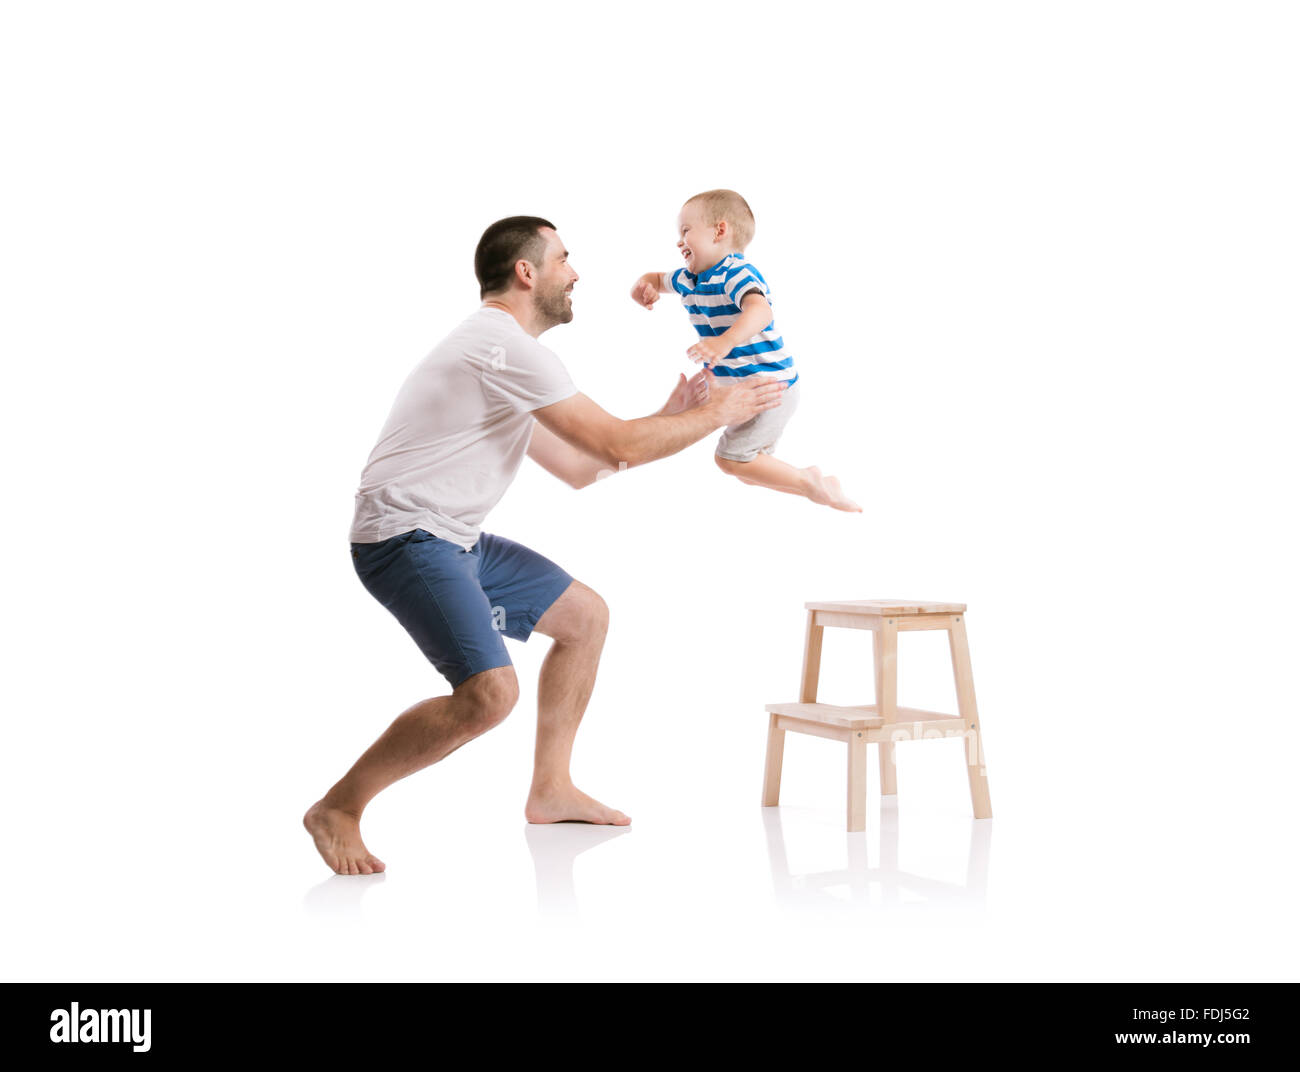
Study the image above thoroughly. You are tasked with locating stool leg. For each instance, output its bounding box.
[800,609,824,703]
[948,614,993,819]
[762,712,785,806]
[847,731,867,832]
[874,627,898,795]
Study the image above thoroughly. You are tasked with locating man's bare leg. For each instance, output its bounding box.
[523,580,630,826]
[715,452,863,512]
[304,666,519,874]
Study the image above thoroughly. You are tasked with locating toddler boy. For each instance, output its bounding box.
[630,189,860,511]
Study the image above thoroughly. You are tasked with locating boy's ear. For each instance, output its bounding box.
[715,219,729,241]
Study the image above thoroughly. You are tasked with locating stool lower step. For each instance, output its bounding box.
[765,702,969,742]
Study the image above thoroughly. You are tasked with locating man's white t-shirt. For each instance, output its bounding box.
[349,306,578,550]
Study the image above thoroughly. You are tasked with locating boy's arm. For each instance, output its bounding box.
[687,291,773,365]
[630,270,673,309]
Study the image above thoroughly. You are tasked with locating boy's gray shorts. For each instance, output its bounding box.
[716,378,800,462]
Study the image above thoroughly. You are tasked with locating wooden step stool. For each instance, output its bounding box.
[762,600,993,831]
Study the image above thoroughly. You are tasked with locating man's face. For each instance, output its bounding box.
[531,228,579,327]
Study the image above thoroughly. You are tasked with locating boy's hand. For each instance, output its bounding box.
[630,277,660,309]
[687,336,730,364]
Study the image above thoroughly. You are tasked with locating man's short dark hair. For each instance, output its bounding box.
[474,216,556,298]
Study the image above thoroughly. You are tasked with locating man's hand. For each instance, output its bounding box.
[630,273,661,309]
[686,336,731,364]
[706,373,787,426]
[660,370,710,415]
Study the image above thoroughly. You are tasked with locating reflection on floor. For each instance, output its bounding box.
[762,804,992,914]
[299,806,991,922]
[303,871,387,919]
[524,823,631,916]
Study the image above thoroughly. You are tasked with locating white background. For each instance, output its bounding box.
[2,1,1297,981]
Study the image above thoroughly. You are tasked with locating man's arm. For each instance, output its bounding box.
[526,419,613,490]
[527,371,714,488]
[533,374,787,471]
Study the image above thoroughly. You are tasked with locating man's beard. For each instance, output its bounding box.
[534,282,573,327]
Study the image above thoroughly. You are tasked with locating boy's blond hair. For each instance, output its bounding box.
[684,189,755,251]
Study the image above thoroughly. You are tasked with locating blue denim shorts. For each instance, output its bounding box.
[350,528,574,688]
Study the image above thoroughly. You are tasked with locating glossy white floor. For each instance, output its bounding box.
[9,573,1299,981]
[4,2,1297,983]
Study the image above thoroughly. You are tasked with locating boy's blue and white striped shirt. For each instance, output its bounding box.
[666,253,798,387]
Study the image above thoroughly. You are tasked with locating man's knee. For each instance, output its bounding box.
[535,580,608,645]
[578,585,610,637]
[454,666,519,731]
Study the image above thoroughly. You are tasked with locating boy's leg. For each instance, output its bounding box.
[716,451,817,495]
[714,380,861,510]
[716,452,863,512]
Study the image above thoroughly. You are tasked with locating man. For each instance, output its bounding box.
[304,216,787,875]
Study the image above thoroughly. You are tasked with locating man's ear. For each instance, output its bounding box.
[514,258,535,289]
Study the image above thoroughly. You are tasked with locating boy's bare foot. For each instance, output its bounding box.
[820,474,863,512]
[525,782,631,826]
[303,800,387,875]
[804,467,863,512]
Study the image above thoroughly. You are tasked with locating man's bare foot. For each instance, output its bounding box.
[803,467,863,512]
[303,800,387,875]
[524,782,631,826]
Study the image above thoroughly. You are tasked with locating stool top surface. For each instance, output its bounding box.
[805,599,966,616]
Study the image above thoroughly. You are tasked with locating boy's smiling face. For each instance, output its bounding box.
[676,202,728,274]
